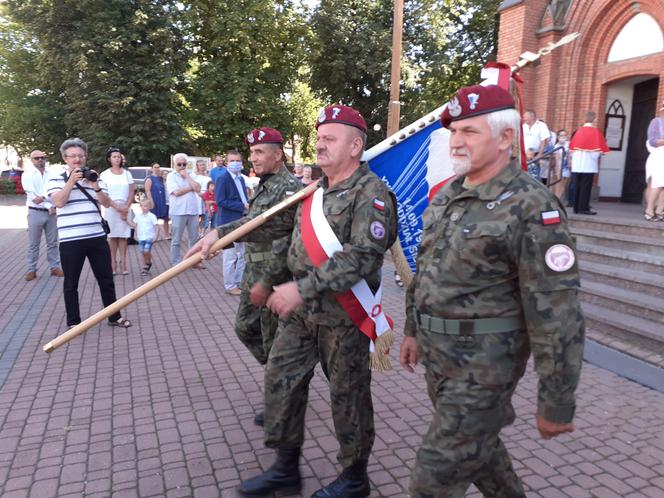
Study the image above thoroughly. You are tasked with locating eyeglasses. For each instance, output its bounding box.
[32,156,46,161]
[64,154,86,159]
[175,162,187,167]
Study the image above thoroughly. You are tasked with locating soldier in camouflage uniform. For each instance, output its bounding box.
[399,84,585,498]
[235,127,302,427]
[189,105,398,498]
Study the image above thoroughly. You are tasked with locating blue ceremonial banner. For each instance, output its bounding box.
[364,106,453,272]
[363,64,517,272]
[362,63,531,272]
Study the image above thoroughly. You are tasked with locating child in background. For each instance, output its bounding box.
[129,198,159,275]
[201,181,218,232]
[526,148,540,179]
[550,129,570,201]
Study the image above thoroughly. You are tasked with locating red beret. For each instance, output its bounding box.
[441,84,515,128]
[316,105,367,133]
[245,127,283,147]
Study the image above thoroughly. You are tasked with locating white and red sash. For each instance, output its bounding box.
[301,187,394,369]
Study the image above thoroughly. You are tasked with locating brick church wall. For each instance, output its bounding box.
[498,0,664,133]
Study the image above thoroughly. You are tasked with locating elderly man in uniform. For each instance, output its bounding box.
[189,105,398,498]
[400,85,585,497]
[22,150,64,281]
[236,126,301,426]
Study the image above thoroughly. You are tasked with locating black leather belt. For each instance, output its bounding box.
[28,206,49,212]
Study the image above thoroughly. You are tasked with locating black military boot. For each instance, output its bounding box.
[254,411,264,426]
[237,448,301,497]
[310,460,370,498]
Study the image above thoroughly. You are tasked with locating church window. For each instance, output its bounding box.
[607,13,663,62]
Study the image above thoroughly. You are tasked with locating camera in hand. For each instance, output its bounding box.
[79,166,98,182]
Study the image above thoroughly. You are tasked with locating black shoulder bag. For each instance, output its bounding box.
[65,173,111,235]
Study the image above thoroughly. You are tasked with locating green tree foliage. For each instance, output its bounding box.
[0,0,502,164]
[3,0,189,168]
[0,13,64,156]
[308,0,501,143]
[401,0,502,122]
[182,0,311,157]
[309,0,394,146]
[285,77,325,162]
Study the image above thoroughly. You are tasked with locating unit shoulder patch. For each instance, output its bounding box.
[370,220,386,240]
[544,244,575,272]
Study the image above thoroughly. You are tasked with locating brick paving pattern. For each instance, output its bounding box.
[0,202,663,497]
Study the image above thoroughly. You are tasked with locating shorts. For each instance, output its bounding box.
[138,240,153,253]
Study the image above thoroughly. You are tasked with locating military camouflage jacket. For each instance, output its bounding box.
[404,161,585,423]
[218,163,398,326]
[240,165,302,290]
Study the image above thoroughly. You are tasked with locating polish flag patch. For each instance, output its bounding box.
[541,210,561,225]
[373,199,385,211]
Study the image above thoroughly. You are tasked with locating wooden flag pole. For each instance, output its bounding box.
[43,181,320,353]
[386,0,404,136]
[386,0,412,287]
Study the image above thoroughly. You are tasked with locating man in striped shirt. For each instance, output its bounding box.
[47,137,131,329]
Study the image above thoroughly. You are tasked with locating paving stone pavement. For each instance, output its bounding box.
[0,203,663,498]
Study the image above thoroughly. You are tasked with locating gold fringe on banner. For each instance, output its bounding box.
[370,329,395,371]
[374,329,395,355]
[370,351,392,371]
[509,78,524,168]
[390,239,413,289]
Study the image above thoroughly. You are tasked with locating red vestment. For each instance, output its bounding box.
[569,125,609,152]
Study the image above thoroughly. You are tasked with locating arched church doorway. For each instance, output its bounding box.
[621,77,659,202]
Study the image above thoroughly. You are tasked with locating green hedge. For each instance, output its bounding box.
[0,179,18,194]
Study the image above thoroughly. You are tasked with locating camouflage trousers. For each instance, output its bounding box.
[410,330,530,498]
[264,310,375,467]
[235,290,279,365]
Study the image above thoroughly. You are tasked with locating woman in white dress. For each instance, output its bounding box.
[100,148,135,274]
[192,159,211,235]
[645,103,664,221]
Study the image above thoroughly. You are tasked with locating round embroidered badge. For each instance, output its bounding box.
[544,244,575,272]
[370,221,386,240]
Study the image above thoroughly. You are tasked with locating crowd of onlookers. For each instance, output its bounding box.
[20,109,655,291]
[522,104,664,221]
[19,137,317,330]
[22,146,315,280]
[18,104,664,329]
[522,109,611,215]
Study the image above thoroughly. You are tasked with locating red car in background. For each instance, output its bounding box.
[0,169,25,194]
